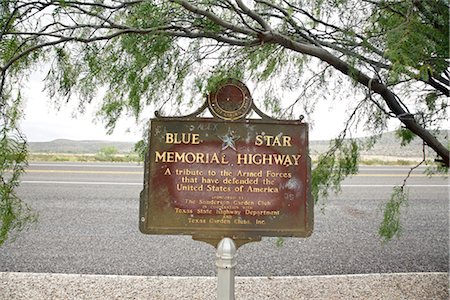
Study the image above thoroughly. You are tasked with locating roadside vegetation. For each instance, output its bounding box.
[28,145,141,163]
[28,153,141,163]
[27,152,427,166]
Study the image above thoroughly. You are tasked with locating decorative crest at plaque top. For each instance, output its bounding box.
[207,79,252,121]
[154,78,304,122]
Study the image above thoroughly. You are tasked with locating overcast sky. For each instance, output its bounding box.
[20,70,144,142]
[20,70,384,142]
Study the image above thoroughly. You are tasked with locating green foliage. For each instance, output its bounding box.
[379,187,408,242]
[425,163,449,177]
[99,146,118,156]
[134,140,147,162]
[370,0,449,83]
[395,128,416,146]
[424,92,439,112]
[246,44,286,80]
[276,237,285,247]
[95,146,119,161]
[205,69,245,94]
[312,139,359,203]
[0,95,37,246]
[45,48,81,102]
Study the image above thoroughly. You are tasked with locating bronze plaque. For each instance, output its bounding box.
[139,118,313,246]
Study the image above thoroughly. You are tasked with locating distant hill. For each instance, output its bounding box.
[28,139,135,154]
[28,130,448,158]
[310,130,448,158]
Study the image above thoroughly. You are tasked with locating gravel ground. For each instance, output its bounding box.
[1,272,448,299]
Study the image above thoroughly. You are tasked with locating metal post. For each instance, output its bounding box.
[216,237,237,300]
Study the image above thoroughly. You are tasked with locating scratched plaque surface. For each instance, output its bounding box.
[139,118,313,247]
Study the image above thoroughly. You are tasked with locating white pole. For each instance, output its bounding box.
[216,237,237,300]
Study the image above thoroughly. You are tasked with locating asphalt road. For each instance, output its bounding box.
[0,162,448,277]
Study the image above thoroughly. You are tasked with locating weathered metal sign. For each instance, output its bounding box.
[139,80,313,247]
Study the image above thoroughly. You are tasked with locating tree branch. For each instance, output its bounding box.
[235,0,271,31]
[269,31,449,166]
[171,0,255,36]
[426,71,450,97]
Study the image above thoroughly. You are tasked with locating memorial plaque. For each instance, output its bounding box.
[140,120,313,247]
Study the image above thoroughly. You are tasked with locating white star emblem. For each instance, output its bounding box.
[219,128,240,151]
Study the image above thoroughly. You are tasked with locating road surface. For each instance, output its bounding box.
[0,162,447,276]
